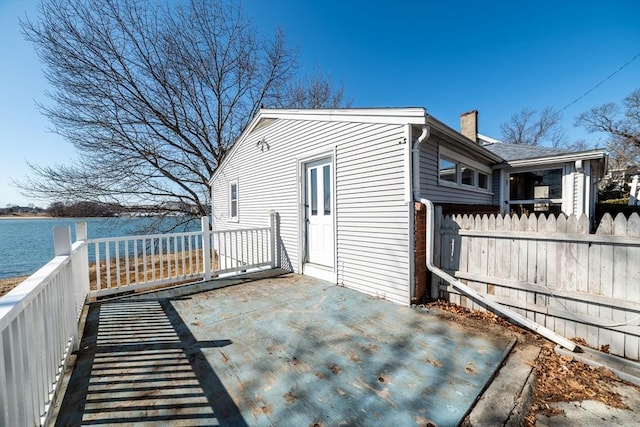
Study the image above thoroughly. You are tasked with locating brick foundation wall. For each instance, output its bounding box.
[413,202,428,303]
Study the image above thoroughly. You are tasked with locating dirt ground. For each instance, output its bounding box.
[426,301,639,426]
[0,276,28,298]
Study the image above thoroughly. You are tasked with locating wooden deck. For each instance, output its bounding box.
[52,270,515,426]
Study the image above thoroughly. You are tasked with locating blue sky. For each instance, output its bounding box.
[1,0,639,207]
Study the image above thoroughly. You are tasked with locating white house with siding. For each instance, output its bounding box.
[209,108,607,306]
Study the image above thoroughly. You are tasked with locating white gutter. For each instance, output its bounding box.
[411,125,431,198]
[496,150,608,169]
[411,124,578,352]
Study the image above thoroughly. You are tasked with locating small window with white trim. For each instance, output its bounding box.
[229,180,238,221]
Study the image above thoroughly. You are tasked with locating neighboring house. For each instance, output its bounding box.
[458,110,608,220]
[209,108,608,306]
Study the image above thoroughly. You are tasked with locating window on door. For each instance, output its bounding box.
[323,165,331,215]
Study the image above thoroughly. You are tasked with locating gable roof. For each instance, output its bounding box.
[209,108,431,185]
[257,107,429,125]
[208,109,608,185]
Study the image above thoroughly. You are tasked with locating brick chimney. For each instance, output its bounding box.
[460,110,478,143]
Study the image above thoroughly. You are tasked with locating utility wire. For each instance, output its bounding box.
[557,51,640,115]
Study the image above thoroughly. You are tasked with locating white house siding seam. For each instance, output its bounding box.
[418,136,494,205]
[211,118,411,305]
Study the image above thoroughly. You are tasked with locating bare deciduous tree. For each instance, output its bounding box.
[500,107,566,147]
[19,0,345,219]
[575,88,640,169]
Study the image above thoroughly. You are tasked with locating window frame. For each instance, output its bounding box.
[437,145,493,194]
[507,167,564,215]
[439,156,459,184]
[229,179,239,222]
[478,172,490,190]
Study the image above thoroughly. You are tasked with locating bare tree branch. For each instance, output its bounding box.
[575,88,640,169]
[500,107,566,147]
[19,0,346,219]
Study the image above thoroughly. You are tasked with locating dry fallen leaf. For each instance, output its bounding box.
[426,301,636,427]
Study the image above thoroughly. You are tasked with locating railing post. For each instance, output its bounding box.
[74,222,90,328]
[201,216,212,280]
[53,225,79,354]
[269,210,279,268]
[53,226,72,256]
[75,222,87,241]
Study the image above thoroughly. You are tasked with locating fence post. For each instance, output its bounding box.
[201,217,212,280]
[269,210,278,268]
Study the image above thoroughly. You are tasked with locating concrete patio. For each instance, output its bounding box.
[52,270,516,426]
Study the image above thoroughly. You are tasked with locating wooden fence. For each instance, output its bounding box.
[435,209,640,361]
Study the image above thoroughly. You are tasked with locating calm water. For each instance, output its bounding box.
[0,217,199,279]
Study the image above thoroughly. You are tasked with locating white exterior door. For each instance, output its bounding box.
[305,158,334,268]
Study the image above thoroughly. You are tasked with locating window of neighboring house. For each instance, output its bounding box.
[438,149,492,192]
[439,158,458,183]
[229,180,238,221]
[508,168,562,216]
[461,165,475,186]
[478,172,489,190]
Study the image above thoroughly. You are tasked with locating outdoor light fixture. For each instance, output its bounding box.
[256,137,269,152]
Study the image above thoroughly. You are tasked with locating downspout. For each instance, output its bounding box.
[411,121,577,352]
[409,126,430,301]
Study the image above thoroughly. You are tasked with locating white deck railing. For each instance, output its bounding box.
[0,223,89,427]
[0,213,279,426]
[210,227,273,275]
[89,214,278,297]
[89,229,206,297]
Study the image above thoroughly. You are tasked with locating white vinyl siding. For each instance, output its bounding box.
[419,135,494,205]
[211,118,411,305]
[335,124,409,304]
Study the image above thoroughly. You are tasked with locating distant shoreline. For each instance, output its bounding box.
[0,215,52,220]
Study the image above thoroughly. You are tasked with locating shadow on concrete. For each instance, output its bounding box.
[54,270,513,426]
[55,297,248,426]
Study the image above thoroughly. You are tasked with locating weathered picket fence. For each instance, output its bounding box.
[0,213,279,426]
[436,210,640,360]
